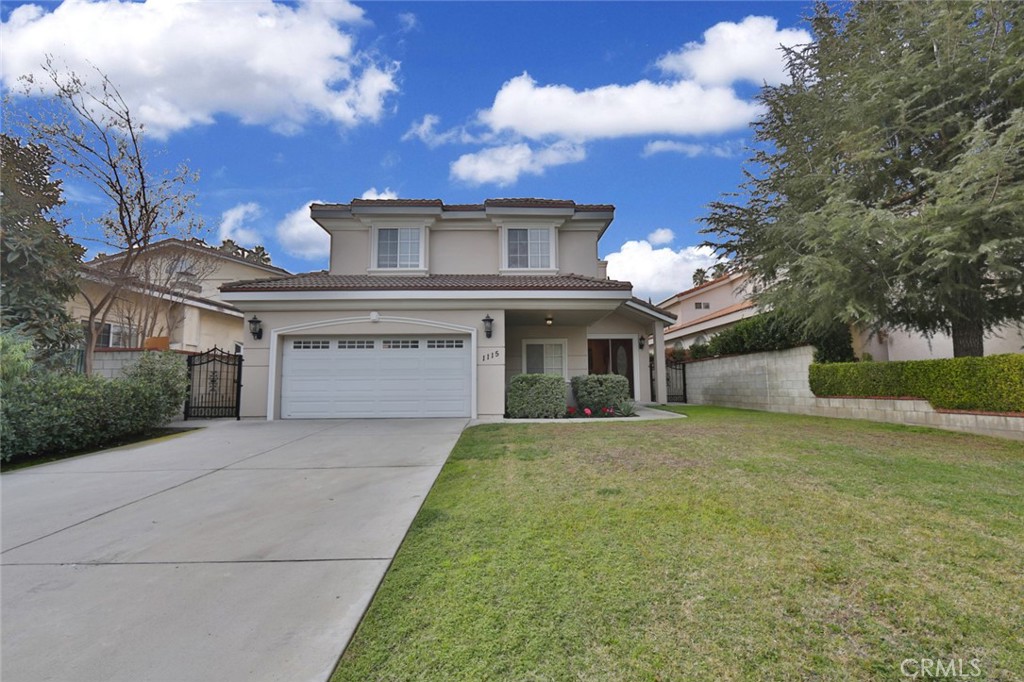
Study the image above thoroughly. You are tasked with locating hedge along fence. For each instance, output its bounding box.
[571,374,630,412]
[686,311,855,364]
[809,354,1024,413]
[1,351,189,463]
[507,373,567,419]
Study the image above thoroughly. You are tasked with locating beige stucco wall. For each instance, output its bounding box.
[429,229,500,273]
[197,309,245,352]
[882,323,1024,361]
[237,308,505,419]
[557,231,599,277]
[329,229,371,275]
[203,260,286,300]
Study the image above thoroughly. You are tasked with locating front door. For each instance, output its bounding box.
[587,338,635,397]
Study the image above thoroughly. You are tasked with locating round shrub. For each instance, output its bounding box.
[571,374,630,413]
[507,374,567,418]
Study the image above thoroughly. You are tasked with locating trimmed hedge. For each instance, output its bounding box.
[571,374,630,412]
[507,373,566,418]
[688,311,854,363]
[1,351,188,463]
[808,354,1024,413]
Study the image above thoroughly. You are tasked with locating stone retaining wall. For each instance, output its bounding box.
[683,346,1023,441]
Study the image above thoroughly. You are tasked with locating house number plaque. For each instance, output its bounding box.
[480,349,502,364]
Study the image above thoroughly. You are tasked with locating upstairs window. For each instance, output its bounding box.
[507,228,551,269]
[694,302,710,310]
[376,227,422,269]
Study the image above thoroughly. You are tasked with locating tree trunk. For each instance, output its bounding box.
[951,318,984,357]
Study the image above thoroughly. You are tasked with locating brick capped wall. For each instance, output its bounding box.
[683,346,1023,441]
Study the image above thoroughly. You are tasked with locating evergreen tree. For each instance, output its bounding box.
[0,134,84,354]
[701,1,1024,356]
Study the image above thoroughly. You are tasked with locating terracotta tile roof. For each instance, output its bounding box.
[665,300,756,333]
[310,198,615,213]
[222,273,633,293]
[350,198,443,207]
[87,237,291,276]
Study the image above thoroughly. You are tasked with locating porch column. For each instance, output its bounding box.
[652,321,667,403]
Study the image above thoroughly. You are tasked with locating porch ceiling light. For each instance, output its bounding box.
[545,315,553,326]
[248,315,263,340]
[482,314,494,339]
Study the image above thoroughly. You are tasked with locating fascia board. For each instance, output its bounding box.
[221,289,630,303]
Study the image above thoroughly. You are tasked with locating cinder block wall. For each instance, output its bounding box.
[91,350,148,379]
[683,346,1022,441]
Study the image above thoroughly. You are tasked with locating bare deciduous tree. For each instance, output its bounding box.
[15,58,202,373]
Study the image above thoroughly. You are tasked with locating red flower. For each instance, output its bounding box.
[584,407,592,417]
[567,406,577,415]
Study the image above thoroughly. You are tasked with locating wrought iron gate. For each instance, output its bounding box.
[666,359,687,403]
[184,347,243,420]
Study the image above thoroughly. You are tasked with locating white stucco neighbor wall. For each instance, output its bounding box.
[683,346,1023,441]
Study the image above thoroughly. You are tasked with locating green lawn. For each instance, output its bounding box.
[332,407,1024,681]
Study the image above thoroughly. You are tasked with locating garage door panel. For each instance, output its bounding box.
[281,336,471,419]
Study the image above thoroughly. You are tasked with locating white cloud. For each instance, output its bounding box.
[397,12,418,33]
[656,16,811,86]
[450,141,585,186]
[218,202,264,246]
[642,139,746,158]
[360,187,398,200]
[2,0,398,138]
[275,201,329,260]
[605,240,719,302]
[402,114,487,148]
[480,72,761,141]
[647,228,675,246]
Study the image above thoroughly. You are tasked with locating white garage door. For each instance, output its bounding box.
[280,335,472,418]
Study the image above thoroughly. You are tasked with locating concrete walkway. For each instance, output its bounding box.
[1,418,466,682]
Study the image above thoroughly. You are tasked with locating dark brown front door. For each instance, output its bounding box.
[587,338,635,397]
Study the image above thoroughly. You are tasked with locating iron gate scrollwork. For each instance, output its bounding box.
[184,347,243,420]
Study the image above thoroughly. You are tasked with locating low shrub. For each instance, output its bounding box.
[507,373,566,419]
[1,351,189,463]
[808,354,1024,413]
[571,374,630,413]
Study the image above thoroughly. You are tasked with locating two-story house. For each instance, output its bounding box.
[659,272,756,349]
[72,238,290,354]
[220,198,674,419]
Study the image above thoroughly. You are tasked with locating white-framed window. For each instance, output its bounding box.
[694,302,710,310]
[522,339,567,378]
[375,227,423,269]
[89,322,134,349]
[501,225,557,272]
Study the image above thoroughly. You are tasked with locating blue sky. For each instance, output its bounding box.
[2,1,812,301]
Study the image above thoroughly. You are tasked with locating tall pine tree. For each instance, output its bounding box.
[701,1,1024,356]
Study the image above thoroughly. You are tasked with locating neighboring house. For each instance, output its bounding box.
[657,270,1024,360]
[220,198,675,420]
[660,272,757,349]
[70,238,291,354]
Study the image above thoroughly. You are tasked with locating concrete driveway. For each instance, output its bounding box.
[1,417,466,682]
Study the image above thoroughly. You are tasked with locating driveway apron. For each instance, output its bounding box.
[1,417,466,682]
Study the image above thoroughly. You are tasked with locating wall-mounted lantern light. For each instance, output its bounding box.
[482,314,494,339]
[638,336,647,350]
[545,315,553,326]
[248,315,263,340]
